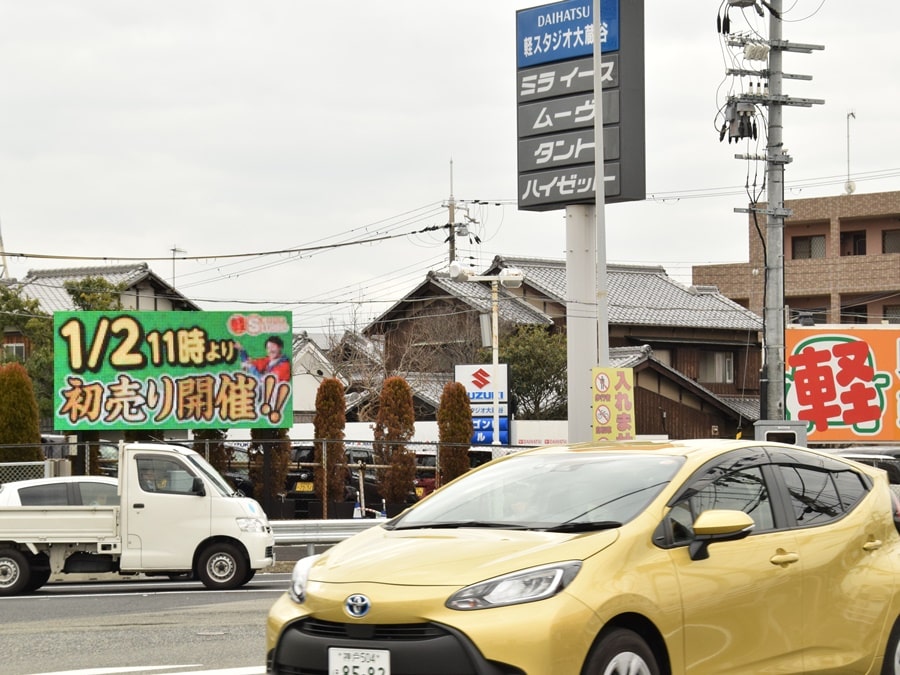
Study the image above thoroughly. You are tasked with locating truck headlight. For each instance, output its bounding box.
[289,554,321,604]
[236,517,266,533]
[446,561,581,610]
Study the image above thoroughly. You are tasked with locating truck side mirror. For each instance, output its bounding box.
[192,477,206,496]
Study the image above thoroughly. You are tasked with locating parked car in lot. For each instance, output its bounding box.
[413,448,497,497]
[834,446,900,497]
[97,441,119,477]
[219,444,256,498]
[267,439,900,674]
[0,476,119,506]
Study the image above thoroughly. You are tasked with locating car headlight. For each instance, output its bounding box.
[446,561,582,610]
[235,517,266,533]
[289,554,321,604]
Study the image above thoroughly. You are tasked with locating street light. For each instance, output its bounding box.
[449,262,523,445]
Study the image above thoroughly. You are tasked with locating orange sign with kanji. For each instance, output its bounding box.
[785,326,897,442]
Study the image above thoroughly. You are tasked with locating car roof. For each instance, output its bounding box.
[837,452,900,462]
[0,476,118,490]
[508,438,858,473]
[529,438,815,458]
[836,446,900,455]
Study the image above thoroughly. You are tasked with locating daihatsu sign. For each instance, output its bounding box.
[516,0,645,211]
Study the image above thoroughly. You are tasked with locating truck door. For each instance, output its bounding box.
[126,455,211,570]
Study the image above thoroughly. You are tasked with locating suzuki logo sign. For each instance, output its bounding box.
[471,368,491,389]
[455,364,509,404]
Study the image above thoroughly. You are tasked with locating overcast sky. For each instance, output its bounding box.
[0,1,896,336]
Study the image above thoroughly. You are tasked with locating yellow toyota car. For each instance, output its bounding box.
[266,439,900,674]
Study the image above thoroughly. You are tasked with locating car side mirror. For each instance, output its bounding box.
[192,477,206,496]
[688,509,754,561]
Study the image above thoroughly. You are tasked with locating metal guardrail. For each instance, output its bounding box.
[270,518,385,556]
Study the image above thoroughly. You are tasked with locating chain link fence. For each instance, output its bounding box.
[0,438,533,517]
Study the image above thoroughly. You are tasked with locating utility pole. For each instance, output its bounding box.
[719,0,823,421]
[447,166,457,264]
[444,159,479,266]
[0,217,9,280]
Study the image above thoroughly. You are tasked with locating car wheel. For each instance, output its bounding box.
[0,549,31,596]
[197,543,249,590]
[882,619,900,675]
[584,628,660,675]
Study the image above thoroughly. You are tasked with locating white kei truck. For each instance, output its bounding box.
[0,442,275,595]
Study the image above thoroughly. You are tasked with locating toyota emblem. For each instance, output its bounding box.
[344,594,371,618]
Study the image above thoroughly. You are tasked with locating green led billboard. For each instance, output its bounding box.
[53,311,293,431]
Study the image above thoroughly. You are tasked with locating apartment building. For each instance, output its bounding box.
[693,190,900,325]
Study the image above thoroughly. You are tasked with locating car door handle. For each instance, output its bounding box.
[863,539,883,551]
[133,503,145,509]
[770,550,799,566]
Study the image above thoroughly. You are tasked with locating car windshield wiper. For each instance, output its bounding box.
[542,520,622,533]
[389,520,529,531]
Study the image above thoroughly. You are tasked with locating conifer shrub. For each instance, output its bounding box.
[313,378,348,509]
[373,376,416,504]
[437,381,473,485]
[0,362,43,462]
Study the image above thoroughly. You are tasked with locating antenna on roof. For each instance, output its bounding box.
[0,217,9,279]
[170,245,186,287]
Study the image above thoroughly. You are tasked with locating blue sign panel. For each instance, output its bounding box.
[516,0,620,69]
[472,429,510,445]
[473,417,510,432]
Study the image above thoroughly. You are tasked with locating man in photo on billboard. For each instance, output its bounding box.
[235,335,291,382]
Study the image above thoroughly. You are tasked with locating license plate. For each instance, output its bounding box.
[415,487,424,497]
[328,647,390,675]
[294,481,315,492]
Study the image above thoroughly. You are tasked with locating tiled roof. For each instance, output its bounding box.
[369,271,553,329]
[489,255,762,331]
[429,272,554,326]
[608,344,654,367]
[401,372,454,408]
[12,263,199,312]
[719,396,761,423]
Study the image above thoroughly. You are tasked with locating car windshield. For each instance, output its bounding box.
[388,452,684,531]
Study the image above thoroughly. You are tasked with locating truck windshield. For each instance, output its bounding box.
[186,453,238,497]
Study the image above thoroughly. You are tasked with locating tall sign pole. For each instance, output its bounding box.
[516,0,645,443]
[593,0,610,372]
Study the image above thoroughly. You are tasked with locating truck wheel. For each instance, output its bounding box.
[197,543,248,590]
[0,549,31,596]
[25,554,51,592]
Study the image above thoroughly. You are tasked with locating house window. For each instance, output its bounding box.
[883,229,900,254]
[3,343,25,362]
[840,231,866,256]
[792,235,825,259]
[885,306,900,324]
[699,352,734,384]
